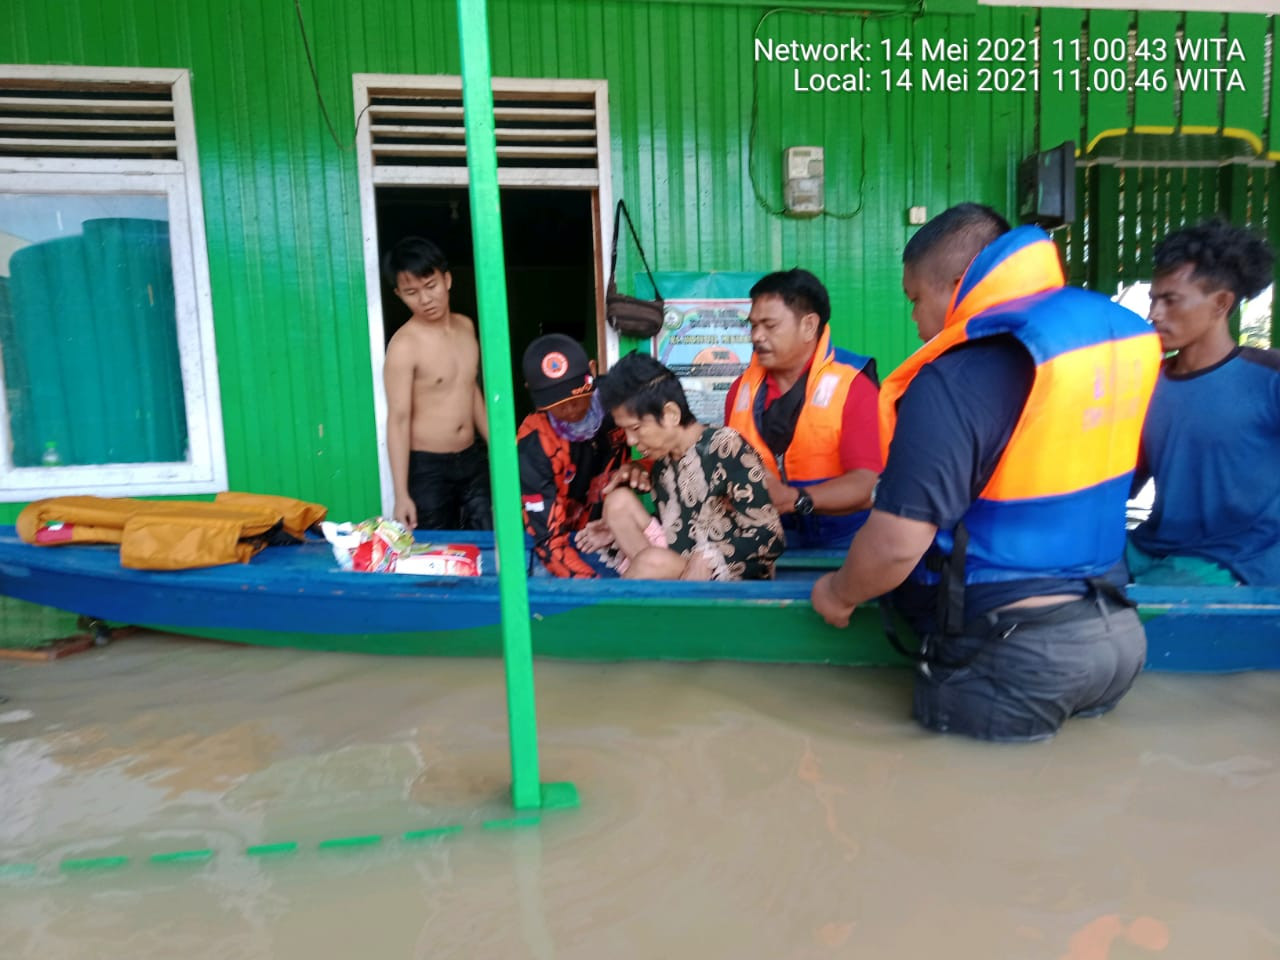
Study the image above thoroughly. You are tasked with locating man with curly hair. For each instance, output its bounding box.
[1129,220,1280,585]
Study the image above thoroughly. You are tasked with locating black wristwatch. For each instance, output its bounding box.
[793,489,815,516]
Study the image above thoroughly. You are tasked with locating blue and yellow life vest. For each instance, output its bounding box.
[880,226,1161,586]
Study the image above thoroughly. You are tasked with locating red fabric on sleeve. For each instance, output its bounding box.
[839,373,883,473]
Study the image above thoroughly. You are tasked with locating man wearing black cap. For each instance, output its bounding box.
[517,334,630,577]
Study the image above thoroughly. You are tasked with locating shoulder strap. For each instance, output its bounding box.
[937,522,969,637]
[609,199,662,298]
[878,521,969,666]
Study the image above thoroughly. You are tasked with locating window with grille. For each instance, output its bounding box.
[0,65,224,499]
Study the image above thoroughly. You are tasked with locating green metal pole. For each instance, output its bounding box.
[456,0,541,811]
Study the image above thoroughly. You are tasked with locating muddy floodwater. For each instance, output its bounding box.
[2,633,1277,959]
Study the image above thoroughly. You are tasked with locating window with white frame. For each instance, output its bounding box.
[0,66,224,499]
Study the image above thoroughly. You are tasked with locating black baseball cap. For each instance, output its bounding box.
[522,334,593,410]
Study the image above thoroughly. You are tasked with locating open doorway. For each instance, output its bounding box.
[375,186,598,424]
[354,74,614,514]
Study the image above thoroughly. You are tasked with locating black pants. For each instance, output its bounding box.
[408,443,493,531]
[912,592,1147,742]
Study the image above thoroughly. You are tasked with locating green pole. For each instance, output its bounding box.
[456,0,541,811]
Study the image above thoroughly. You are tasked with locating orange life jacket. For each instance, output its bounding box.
[516,411,625,577]
[16,492,327,570]
[727,326,872,484]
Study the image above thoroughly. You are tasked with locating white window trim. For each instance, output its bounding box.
[352,73,614,516]
[0,66,225,499]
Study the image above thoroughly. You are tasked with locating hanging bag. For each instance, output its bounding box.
[606,200,665,338]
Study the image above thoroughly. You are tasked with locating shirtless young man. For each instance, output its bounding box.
[381,237,492,530]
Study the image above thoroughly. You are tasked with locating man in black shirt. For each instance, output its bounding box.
[811,204,1159,742]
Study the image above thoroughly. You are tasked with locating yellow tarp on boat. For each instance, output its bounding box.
[16,492,327,570]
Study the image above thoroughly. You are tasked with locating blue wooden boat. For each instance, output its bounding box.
[0,526,1275,671]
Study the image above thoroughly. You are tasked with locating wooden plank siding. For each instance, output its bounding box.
[0,2,1275,521]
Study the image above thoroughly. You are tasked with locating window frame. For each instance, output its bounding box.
[0,66,225,500]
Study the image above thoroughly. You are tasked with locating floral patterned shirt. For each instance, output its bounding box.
[651,426,785,581]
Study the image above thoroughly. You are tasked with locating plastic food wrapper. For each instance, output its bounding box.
[320,519,482,576]
[395,543,483,577]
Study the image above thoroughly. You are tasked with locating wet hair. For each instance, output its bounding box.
[596,352,697,426]
[1154,219,1274,313]
[902,203,1011,289]
[749,268,831,331]
[381,236,450,288]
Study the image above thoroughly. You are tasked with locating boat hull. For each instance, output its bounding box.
[1,528,1276,671]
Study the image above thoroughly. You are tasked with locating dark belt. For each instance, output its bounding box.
[890,578,1135,672]
[970,594,1095,634]
[971,576,1134,632]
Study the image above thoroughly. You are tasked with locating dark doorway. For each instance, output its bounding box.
[375,187,597,420]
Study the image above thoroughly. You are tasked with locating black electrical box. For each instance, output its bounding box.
[1018,141,1075,228]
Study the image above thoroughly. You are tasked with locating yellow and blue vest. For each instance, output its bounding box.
[880,226,1162,585]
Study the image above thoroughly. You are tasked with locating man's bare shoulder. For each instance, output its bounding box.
[448,311,478,339]
[447,314,480,375]
[386,320,427,348]
[386,317,453,358]
[384,323,421,367]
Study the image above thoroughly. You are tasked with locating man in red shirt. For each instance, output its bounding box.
[724,268,882,549]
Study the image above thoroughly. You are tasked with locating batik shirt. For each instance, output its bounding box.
[651,425,785,581]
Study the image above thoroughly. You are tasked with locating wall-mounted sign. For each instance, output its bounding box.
[647,272,763,427]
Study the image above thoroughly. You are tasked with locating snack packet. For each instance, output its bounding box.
[395,543,483,577]
[320,519,481,576]
[321,517,414,572]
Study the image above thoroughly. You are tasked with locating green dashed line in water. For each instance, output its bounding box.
[5,795,574,879]
[317,834,383,850]
[481,815,541,831]
[150,849,215,864]
[61,856,130,872]
[245,842,299,857]
[402,824,464,841]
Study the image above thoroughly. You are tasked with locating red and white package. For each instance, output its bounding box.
[393,543,483,577]
[350,535,396,573]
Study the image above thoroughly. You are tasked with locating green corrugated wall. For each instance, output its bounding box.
[1,1,1276,522]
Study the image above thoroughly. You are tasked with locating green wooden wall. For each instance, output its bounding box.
[1,1,1276,522]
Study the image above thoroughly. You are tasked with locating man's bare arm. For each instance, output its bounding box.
[810,508,937,628]
[383,339,417,528]
[768,468,878,516]
[472,382,489,444]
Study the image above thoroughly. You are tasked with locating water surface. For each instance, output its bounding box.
[2,634,1277,959]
